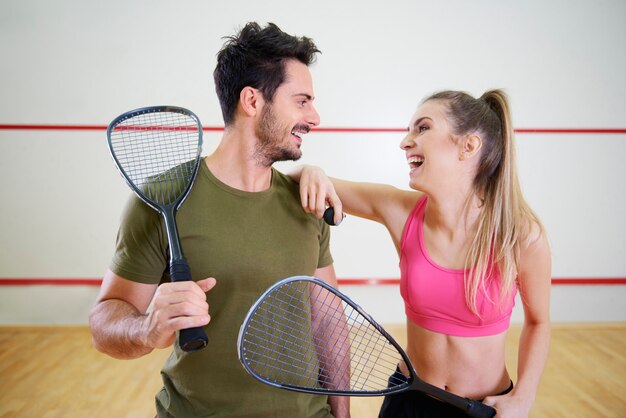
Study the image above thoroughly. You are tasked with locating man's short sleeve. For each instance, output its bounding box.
[109,194,168,284]
[317,222,334,269]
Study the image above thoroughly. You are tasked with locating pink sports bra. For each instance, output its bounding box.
[400,196,516,337]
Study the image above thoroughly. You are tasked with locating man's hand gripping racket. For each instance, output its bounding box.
[237,276,496,418]
[107,106,208,352]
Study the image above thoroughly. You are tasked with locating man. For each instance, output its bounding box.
[89,22,349,418]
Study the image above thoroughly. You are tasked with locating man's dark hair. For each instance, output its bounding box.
[213,22,321,125]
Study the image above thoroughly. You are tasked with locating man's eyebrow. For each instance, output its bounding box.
[293,93,313,100]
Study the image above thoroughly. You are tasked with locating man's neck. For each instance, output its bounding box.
[204,129,273,192]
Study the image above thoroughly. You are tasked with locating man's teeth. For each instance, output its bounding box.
[291,130,303,139]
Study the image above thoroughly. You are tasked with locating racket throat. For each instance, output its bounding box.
[162,209,186,269]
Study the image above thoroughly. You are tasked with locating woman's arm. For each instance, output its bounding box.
[290,164,420,231]
[484,227,552,417]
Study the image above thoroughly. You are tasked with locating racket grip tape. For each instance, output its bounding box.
[170,260,209,352]
[179,327,208,352]
[466,400,496,418]
[323,207,345,226]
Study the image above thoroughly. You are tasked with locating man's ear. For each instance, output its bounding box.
[239,86,263,117]
[460,134,483,160]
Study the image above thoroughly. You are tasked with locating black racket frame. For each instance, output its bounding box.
[238,276,496,418]
[107,105,207,352]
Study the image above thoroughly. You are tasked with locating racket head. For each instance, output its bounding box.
[106,106,203,213]
[237,276,414,396]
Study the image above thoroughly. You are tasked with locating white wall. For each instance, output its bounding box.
[1,0,625,325]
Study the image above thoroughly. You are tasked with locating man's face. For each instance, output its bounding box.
[253,60,320,166]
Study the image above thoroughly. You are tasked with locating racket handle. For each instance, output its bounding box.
[179,327,209,352]
[170,260,209,352]
[323,207,344,226]
[466,400,496,418]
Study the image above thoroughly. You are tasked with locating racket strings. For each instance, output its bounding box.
[243,286,323,388]
[240,280,407,394]
[109,110,200,206]
[307,285,404,391]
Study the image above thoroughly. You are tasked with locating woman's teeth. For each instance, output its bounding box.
[407,156,424,168]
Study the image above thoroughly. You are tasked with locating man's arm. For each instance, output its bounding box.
[89,269,216,359]
[313,264,351,418]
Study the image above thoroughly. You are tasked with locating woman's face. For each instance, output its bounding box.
[399,99,463,192]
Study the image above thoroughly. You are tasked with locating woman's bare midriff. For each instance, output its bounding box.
[398,319,512,400]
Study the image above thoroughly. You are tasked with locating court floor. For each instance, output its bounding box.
[0,323,624,417]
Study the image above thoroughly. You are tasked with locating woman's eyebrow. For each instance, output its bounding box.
[410,116,432,130]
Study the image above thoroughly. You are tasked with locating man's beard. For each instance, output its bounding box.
[253,104,302,167]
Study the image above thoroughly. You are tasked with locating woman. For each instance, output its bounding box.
[292,90,551,418]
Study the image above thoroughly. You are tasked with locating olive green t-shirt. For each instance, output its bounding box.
[110,160,334,418]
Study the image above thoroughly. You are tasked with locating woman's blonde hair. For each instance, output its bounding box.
[424,89,544,314]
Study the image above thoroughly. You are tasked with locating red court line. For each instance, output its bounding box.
[0,278,103,286]
[337,278,626,286]
[0,124,225,132]
[0,278,624,286]
[0,124,106,131]
[513,129,626,134]
[1,124,625,134]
